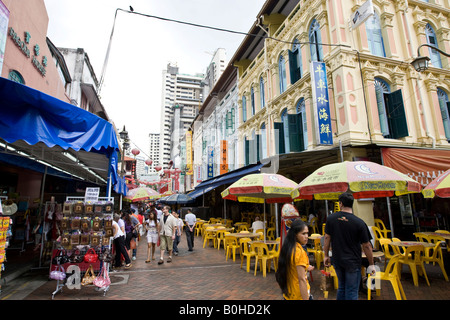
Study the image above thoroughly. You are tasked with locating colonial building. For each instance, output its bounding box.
[227,0,449,234]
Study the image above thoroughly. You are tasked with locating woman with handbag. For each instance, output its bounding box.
[113,213,132,269]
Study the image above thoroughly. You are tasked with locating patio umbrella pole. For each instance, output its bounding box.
[386,197,395,238]
[264,199,266,241]
[275,203,279,238]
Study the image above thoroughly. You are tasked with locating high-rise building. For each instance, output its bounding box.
[159,62,204,170]
[148,132,160,173]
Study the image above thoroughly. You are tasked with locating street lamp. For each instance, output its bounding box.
[119,125,130,175]
[411,44,450,72]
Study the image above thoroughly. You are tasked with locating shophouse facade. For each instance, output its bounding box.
[229,0,450,232]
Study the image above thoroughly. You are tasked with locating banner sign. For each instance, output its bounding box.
[220,140,228,175]
[207,146,214,179]
[186,131,193,175]
[311,61,333,145]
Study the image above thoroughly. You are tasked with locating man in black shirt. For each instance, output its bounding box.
[323,193,374,300]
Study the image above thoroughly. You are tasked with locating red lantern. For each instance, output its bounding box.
[145,159,153,166]
[154,165,162,171]
[164,169,169,174]
[131,148,140,156]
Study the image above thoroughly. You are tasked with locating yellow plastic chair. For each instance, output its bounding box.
[398,245,430,287]
[195,221,204,237]
[413,232,433,257]
[225,235,240,262]
[240,237,256,272]
[322,223,326,235]
[423,236,449,281]
[379,238,401,270]
[310,217,319,234]
[371,226,384,250]
[253,242,277,277]
[268,237,281,266]
[374,219,392,238]
[237,225,249,232]
[435,230,450,234]
[203,227,216,248]
[368,254,406,300]
[256,232,264,240]
[266,227,276,240]
[216,230,228,250]
[307,235,324,269]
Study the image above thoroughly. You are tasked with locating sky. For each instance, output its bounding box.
[44,0,266,160]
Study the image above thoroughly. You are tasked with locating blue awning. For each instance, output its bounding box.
[0,77,121,190]
[188,162,264,199]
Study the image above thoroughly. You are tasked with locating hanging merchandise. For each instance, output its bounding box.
[49,196,114,299]
[50,265,66,281]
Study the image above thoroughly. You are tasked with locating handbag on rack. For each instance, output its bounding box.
[84,248,98,263]
[52,249,69,265]
[69,249,84,263]
[99,248,113,263]
[73,202,84,214]
[85,203,94,214]
[50,265,66,281]
[81,264,96,286]
[93,262,111,289]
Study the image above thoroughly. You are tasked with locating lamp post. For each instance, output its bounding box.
[411,44,450,72]
[119,125,130,176]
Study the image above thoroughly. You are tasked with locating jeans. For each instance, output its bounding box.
[333,265,361,300]
[173,234,180,253]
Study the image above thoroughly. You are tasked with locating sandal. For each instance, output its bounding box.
[145,260,151,263]
[124,263,132,269]
[158,258,164,265]
[167,256,172,263]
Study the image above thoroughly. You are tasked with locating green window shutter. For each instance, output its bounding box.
[245,138,250,166]
[288,114,301,152]
[376,87,389,137]
[386,89,408,139]
[298,113,305,151]
[288,50,299,84]
[256,134,261,162]
[274,122,285,154]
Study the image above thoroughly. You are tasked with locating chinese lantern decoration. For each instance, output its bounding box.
[145,159,153,166]
[154,165,162,171]
[131,148,140,156]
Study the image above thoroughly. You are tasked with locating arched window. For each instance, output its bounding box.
[242,95,247,123]
[375,78,390,137]
[279,55,287,94]
[425,23,442,68]
[296,98,308,150]
[260,76,265,108]
[251,86,256,116]
[281,108,290,153]
[309,19,323,62]
[437,88,450,140]
[260,123,267,159]
[289,39,302,84]
[8,70,25,84]
[365,12,385,57]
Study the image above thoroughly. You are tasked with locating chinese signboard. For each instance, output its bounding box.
[186,131,193,175]
[220,140,228,175]
[311,61,333,145]
[207,146,214,179]
[0,1,9,75]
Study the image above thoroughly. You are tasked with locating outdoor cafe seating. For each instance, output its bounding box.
[367,254,406,300]
[225,234,240,262]
[240,237,256,273]
[397,245,430,287]
[203,227,216,248]
[253,242,277,278]
[424,235,449,281]
[374,219,392,238]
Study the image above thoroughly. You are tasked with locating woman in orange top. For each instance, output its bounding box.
[276,219,314,300]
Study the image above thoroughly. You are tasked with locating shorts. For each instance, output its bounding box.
[159,234,173,250]
[147,232,158,244]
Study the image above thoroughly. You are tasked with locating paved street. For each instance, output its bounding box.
[1,232,449,303]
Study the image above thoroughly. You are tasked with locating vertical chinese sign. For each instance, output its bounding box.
[207,146,214,179]
[311,61,333,145]
[220,140,228,175]
[186,131,193,175]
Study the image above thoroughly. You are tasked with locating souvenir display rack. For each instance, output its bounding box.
[50,196,114,299]
[0,196,12,294]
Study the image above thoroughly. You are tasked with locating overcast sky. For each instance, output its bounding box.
[44,0,266,160]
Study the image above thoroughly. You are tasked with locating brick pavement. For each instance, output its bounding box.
[11,232,450,301]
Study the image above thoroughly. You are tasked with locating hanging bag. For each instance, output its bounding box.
[52,249,69,265]
[84,248,98,263]
[50,265,66,281]
[81,264,96,286]
[93,262,111,289]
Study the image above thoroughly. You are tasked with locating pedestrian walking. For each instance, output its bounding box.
[184,208,196,251]
[112,213,131,269]
[145,209,159,263]
[275,218,313,300]
[323,192,374,300]
[158,205,178,264]
[172,211,183,256]
[123,210,140,261]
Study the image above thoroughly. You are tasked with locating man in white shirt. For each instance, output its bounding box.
[184,209,196,251]
[251,216,265,232]
[158,206,178,264]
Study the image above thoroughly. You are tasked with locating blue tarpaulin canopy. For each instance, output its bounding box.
[0,77,122,192]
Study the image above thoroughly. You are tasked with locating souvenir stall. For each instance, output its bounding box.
[50,195,114,298]
[0,77,122,297]
[0,197,13,293]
